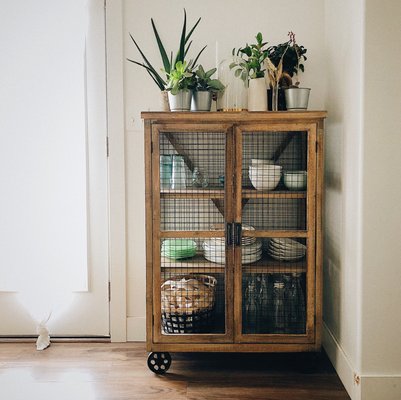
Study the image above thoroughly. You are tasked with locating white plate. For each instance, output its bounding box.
[204,251,262,265]
[270,238,306,251]
[268,252,305,261]
[268,243,305,256]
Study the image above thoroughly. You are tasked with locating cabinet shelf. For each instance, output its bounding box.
[161,254,306,274]
[160,188,306,200]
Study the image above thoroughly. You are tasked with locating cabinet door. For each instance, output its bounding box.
[234,123,317,344]
[151,123,234,344]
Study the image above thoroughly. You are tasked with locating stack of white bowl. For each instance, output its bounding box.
[283,170,307,190]
[249,159,282,191]
[203,224,262,264]
[267,238,306,261]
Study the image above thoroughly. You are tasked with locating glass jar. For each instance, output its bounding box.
[170,155,187,190]
[159,155,172,189]
[216,56,248,112]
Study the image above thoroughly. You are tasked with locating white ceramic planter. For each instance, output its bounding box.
[168,90,192,112]
[248,77,267,111]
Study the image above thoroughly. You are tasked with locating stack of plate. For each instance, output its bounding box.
[267,238,306,261]
[161,239,197,260]
[203,239,262,264]
[208,224,256,246]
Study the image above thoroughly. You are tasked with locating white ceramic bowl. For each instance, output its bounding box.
[283,171,307,190]
[249,165,282,172]
[251,159,275,166]
[249,173,281,190]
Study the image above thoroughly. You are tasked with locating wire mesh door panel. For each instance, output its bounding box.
[234,126,317,343]
[152,125,234,343]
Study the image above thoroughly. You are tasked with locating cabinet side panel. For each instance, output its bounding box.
[144,120,153,350]
[315,119,325,349]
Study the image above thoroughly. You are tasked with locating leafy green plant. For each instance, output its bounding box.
[234,32,269,79]
[127,9,207,91]
[165,61,196,95]
[194,65,225,92]
[268,32,307,87]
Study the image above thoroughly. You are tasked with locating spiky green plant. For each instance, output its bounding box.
[127,9,206,90]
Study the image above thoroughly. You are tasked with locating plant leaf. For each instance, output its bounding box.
[127,58,165,89]
[151,19,171,73]
[190,45,207,70]
[184,40,193,58]
[185,16,201,44]
[176,9,187,64]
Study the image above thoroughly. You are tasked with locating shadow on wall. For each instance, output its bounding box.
[323,159,343,342]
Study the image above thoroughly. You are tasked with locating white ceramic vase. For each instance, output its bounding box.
[248,77,267,111]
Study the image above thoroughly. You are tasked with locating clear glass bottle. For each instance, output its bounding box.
[273,281,286,333]
[287,273,306,333]
[216,56,248,112]
[258,274,269,332]
[244,276,257,333]
[190,167,209,188]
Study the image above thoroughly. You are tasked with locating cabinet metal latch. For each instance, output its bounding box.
[234,223,242,246]
[226,222,234,246]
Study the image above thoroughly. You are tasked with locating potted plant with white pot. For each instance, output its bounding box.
[165,61,196,111]
[192,65,225,111]
[235,32,269,111]
[268,32,309,110]
[127,9,206,111]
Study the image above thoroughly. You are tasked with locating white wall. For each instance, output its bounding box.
[323,0,364,397]
[323,0,401,398]
[123,0,326,340]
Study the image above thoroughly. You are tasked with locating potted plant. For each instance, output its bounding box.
[192,65,225,111]
[267,32,309,110]
[235,32,269,111]
[127,10,206,111]
[165,61,196,111]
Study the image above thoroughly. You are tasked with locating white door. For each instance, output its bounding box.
[0,0,109,336]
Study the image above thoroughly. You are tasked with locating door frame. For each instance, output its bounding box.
[105,0,127,342]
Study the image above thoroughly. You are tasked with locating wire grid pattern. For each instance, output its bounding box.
[160,238,226,334]
[159,131,226,231]
[242,238,307,335]
[242,131,308,231]
[241,131,308,334]
[159,131,226,334]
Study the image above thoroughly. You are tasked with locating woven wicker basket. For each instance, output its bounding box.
[161,274,217,334]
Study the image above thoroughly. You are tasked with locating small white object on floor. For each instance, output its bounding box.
[36,319,51,351]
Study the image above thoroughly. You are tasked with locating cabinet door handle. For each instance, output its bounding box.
[226,223,233,246]
[234,223,242,246]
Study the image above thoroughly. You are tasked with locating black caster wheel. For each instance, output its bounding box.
[147,352,172,374]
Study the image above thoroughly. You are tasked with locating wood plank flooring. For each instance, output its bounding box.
[0,342,350,400]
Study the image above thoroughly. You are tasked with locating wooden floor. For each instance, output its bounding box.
[0,342,350,400]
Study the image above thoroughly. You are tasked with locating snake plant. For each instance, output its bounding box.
[127,9,206,91]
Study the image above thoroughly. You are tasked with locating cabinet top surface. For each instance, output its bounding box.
[141,111,327,122]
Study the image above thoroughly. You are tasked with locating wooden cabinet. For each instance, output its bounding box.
[142,111,326,373]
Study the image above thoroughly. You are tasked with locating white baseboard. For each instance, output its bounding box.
[323,322,360,400]
[126,317,146,341]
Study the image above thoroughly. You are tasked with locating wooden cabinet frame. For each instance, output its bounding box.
[143,112,327,353]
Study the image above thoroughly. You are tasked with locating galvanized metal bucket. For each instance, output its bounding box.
[168,90,193,112]
[284,88,311,110]
[192,91,212,111]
